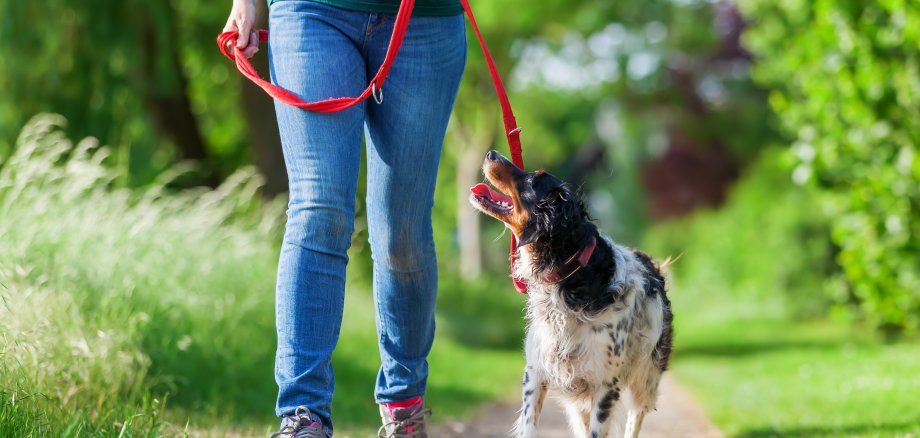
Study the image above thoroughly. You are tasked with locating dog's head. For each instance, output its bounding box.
[469,150,594,257]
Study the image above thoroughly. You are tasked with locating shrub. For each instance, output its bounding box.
[737,0,920,332]
[644,150,835,322]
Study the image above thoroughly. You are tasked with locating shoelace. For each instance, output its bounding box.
[270,407,324,438]
[377,407,432,438]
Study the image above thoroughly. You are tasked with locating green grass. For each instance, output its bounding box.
[0,115,526,437]
[672,318,920,437]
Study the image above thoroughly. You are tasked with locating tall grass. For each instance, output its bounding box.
[0,114,283,435]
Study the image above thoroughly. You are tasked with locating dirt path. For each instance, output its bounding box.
[431,374,723,437]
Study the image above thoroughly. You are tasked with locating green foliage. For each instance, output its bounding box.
[644,149,835,321]
[503,2,775,242]
[0,0,248,184]
[737,0,920,332]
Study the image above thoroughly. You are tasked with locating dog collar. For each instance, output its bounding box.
[545,236,597,284]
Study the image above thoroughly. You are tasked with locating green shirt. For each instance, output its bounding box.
[269,0,463,16]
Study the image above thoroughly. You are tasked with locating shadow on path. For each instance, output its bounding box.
[676,338,842,359]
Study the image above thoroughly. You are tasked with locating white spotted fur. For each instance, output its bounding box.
[511,237,667,438]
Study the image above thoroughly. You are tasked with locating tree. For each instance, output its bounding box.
[0,0,277,187]
[740,0,920,332]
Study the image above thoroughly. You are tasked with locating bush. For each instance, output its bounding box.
[737,0,920,332]
[644,150,835,322]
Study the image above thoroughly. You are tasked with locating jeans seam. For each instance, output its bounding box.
[373,262,389,346]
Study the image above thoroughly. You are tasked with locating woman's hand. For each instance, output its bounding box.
[223,0,260,59]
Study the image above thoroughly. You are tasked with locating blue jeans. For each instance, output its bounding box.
[268,1,466,435]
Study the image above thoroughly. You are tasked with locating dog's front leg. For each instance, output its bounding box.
[624,409,646,438]
[587,380,621,438]
[514,366,548,438]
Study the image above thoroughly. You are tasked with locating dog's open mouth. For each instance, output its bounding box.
[470,182,514,218]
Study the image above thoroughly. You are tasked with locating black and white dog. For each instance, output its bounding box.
[470,151,674,438]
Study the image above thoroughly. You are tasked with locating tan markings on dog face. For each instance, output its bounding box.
[483,160,531,236]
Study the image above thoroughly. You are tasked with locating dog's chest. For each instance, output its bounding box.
[527,303,632,397]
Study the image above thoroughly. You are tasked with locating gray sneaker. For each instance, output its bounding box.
[377,398,431,438]
[270,406,326,438]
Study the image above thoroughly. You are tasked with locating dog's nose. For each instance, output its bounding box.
[486,150,500,161]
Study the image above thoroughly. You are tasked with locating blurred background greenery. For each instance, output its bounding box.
[1,0,918,436]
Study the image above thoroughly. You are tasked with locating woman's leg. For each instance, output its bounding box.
[363,13,467,404]
[268,2,368,434]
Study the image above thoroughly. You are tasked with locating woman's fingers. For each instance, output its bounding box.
[236,19,251,49]
[243,30,260,58]
[223,0,259,58]
[222,14,237,33]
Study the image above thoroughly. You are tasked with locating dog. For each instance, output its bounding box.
[469,150,674,438]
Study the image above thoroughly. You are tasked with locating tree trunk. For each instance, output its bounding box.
[141,8,210,164]
[457,143,484,278]
[453,106,497,278]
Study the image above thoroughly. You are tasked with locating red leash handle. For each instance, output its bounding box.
[216,0,414,112]
[216,0,528,292]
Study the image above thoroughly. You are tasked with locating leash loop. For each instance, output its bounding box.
[216,0,413,113]
[372,82,384,105]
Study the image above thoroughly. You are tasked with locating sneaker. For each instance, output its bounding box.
[377,397,431,438]
[270,406,326,438]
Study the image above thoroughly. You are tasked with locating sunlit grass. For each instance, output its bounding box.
[673,318,920,437]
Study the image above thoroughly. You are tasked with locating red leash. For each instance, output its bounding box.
[216,0,414,112]
[217,0,528,293]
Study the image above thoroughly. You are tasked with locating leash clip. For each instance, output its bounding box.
[372,82,384,105]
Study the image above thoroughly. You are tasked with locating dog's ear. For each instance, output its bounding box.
[517,220,540,246]
[518,184,584,246]
[541,184,583,227]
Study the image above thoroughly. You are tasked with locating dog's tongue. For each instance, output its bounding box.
[470,183,513,204]
[470,184,528,294]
